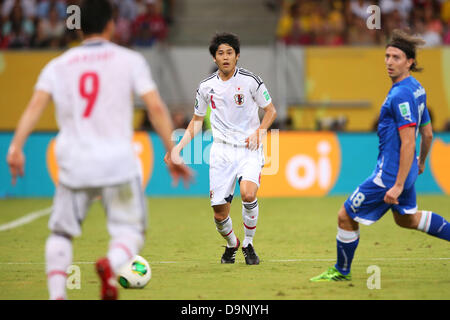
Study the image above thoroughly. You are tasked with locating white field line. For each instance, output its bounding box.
[0,207,52,232]
[1,208,449,264]
[269,257,450,262]
[0,257,449,265]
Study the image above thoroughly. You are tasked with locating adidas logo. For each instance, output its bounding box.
[209,89,215,94]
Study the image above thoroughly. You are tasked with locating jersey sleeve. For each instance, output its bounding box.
[390,88,417,130]
[132,53,157,96]
[251,78,272,108]
[34,60,56,94]
[194,86,208,116]
[420,103,431,127]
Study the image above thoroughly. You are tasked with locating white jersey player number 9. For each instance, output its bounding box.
[79,71,100,118]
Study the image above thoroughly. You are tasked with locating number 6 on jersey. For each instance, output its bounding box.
[79,72,100,118]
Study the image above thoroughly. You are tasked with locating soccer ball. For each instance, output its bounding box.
[117,255,151,289]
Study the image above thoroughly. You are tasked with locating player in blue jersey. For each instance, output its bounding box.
[310,30,450,282]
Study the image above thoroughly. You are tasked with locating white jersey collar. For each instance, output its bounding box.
[82,38,109,47]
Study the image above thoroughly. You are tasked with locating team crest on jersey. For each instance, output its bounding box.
[234,93,245,106]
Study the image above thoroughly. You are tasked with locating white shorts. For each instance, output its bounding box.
[209,141,264,206]
[49,176,148,238]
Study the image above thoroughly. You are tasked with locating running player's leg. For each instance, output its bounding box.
[310,206,360,282]
[210,143,240,261]
[335,205,360,277]
[102,177,146,273]
[237,147,263,264]
[240,180,258,248]
[213,202,238,249]
[239,180,260,265]
[213,202,240,264]
[46,184,94,300]
[45,234,71,300]
[213,202,240,266]
[99,177,147,299]
[415,211,450,240]
[392,187,450,241]
[394,210,450,240]
[311,179,390,281]
[392,210,421,228]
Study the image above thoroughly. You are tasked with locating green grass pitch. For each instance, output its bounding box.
[0,196,449,300]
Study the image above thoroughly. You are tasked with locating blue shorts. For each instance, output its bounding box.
[343,177,418,225]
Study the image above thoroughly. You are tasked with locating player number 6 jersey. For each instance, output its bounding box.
[194,67,272,146]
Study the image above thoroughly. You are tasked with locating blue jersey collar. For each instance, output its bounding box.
[392,75,412,88]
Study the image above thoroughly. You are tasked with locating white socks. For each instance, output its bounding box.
[215,200,259,248]
[242,200,259,248]
[336,227,360,243]
[107,233,144,275]
[45,234,72,300]
[417,210,432,233]
[215,216,238,248]
[45,232,144,299]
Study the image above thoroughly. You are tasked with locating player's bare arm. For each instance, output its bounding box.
[165,114,204,166]
[384,126,416,204]
[245,102,277,151]
[7,90,51,185]
[175,114,205,153]
[418,122,433,175]
[142,90,193,185]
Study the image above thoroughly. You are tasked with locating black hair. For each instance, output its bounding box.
[80,0,113,36]
[209,32,240,57]
[386,29,426,72]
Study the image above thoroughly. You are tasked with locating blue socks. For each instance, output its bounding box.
[334,227,360,276]
[417,211,450,241]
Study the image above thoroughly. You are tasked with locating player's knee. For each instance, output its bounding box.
[393,211,419,229]
[45,233,72,267]
[337,206,358,230]
[239,180,258,203]
[51,231,73,241]
[337,206,348,225]
[214,213,229,223]
[241,188,257,203]
[241,193,256,203]
[213,204,229,222]
[394,219,416,229]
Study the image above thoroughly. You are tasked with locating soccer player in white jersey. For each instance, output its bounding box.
[167,33,277,265]
[6,0,192,300]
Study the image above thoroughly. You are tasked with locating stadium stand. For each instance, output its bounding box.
[1,1,448,48]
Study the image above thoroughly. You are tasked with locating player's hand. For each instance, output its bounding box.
[418,162,425,175]
[6,146,25,185]
[164,148,194,188]
[245,129,262,151]
[384,184,403,205]
[418,156,425,175]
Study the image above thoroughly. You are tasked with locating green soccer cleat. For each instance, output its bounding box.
[310,267,352,282]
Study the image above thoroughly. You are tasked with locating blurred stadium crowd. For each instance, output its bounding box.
[1,0,449,131]
[0,0,450,49]
[0,0,174,49]
[275,0,450,46]
[2,0,449,50]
